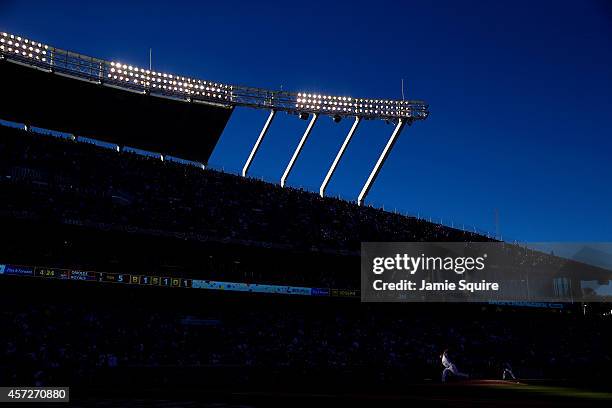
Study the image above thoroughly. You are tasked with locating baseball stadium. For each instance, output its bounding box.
[1,1,611,406]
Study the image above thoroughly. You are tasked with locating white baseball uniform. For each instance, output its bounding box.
[441,352,468,382]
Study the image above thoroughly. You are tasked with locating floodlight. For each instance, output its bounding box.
[1,31,429,121]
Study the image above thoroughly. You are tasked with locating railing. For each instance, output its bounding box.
[0,31,429,121]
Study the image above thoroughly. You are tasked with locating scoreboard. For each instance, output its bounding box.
[31,266,193,289]
[0,263,359,298]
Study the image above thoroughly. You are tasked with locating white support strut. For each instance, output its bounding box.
[319,116,361,197]
[281,113,318,188]
[357,119,405,206]
[242,109,276,177]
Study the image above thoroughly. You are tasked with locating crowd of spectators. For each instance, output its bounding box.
[0,124,490,256]
[1,124,606,291]
[1,290,610,389]
[1,124,612,393]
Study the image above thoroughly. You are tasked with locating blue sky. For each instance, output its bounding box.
[1,0,611,242]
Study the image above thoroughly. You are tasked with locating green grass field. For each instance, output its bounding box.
[54,381,612,407]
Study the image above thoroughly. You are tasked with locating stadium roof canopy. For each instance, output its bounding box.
[0,31,429,204]
[0,31,429,119]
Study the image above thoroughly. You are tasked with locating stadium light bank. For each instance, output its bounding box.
[0,31,429,206]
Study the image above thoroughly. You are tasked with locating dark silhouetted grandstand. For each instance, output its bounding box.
[0,123,493,289]
[2,110,612,395]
